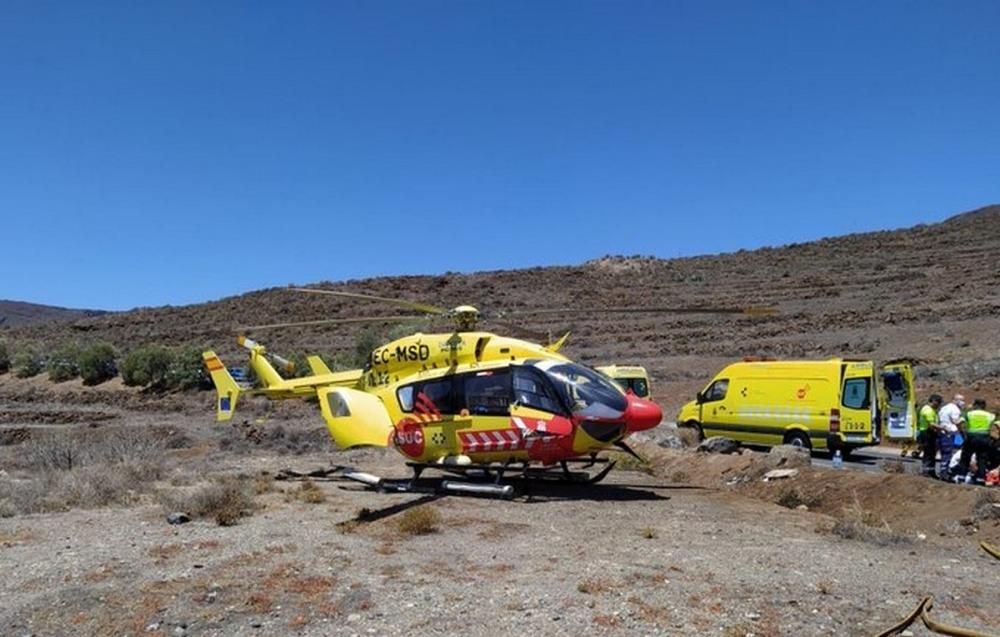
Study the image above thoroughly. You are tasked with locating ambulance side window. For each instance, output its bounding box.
[703,379,729,402]
[842,378,870,409]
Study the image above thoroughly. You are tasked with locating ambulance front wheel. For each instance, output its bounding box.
[683,421,704,442]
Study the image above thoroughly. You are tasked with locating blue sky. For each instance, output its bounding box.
[2,1,998,311]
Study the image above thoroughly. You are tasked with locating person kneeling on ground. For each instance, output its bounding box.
[955,399,996,484]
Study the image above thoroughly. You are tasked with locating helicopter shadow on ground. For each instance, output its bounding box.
[333,475,681,504]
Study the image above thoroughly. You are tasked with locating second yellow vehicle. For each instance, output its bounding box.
[677,358,915,456]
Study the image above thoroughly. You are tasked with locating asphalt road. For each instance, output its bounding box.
[811,446,921,474]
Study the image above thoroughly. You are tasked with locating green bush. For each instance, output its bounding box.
[353,329,383,367]
[13,349,43,378]
[47,344,81,382]
[78,343,117,385]
[0,341,9,374]
[121,345,174,389]
[167,346,211,390]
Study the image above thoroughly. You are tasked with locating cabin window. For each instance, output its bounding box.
[703,379,729,402]
[396,377,458,414]
[842,378,870,410]
[397,386,414,412]
[418,378,456,414]
[462,370,511,416]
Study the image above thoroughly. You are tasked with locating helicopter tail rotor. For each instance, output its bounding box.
[238,336,295,383]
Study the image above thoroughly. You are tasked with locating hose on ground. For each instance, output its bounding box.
[875,596,999,637]
[981,541,999,561]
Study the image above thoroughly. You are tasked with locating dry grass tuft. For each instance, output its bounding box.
[157,475,256,526]
[292,479,326,504]
[640,526,658,539]
[577,577,614,594]
[830,494,910,546]
[254,473,275,495]
[397,506,441,535]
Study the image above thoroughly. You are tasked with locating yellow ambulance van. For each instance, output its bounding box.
[676,359,914,456]
[596,365,651,398]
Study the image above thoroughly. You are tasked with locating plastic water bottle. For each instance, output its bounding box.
[832,449,844,469]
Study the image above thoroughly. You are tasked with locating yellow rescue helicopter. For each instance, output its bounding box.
[203,288,772,497]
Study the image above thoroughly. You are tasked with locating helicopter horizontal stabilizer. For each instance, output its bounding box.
[202,351,241,422]
[317,387,395,449]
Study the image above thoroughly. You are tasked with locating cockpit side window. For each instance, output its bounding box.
[513,366,566,415]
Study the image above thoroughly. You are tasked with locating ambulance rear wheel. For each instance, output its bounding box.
[784,431,811,450]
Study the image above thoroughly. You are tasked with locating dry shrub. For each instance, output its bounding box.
[397,506,441,535]
[2,428,166,515]
[640,527,658,539]
[158,475,256,526]
[775,487,822,509]
[972,490,1000,521]
[23,427,164,478]
[830,495,910,546]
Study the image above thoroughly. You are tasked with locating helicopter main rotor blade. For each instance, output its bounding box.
[483,318,552,343]
[499,306,777,317]
[242,315,430,331]
[289,287,447,315]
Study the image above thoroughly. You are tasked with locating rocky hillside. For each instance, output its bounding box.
[0,300,107,327]
[3,204,999,409]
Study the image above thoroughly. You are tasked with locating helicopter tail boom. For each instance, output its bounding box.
[202,351,241,422]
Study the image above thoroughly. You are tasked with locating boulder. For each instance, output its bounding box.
[698,436,740,454]
[767,444,812,468]
[656,435,687,449]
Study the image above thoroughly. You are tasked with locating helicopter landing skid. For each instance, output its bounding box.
[333,457,618,499]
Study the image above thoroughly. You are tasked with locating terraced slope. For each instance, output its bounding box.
[3,204,999,410]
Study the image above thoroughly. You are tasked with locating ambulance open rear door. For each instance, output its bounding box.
[880,362,916,441]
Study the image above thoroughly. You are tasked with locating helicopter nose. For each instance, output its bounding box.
[624,395,663,432]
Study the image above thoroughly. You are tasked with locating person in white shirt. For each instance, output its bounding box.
[936,394,965,480]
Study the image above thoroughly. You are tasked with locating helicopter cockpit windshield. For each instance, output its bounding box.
[528,360,628,421]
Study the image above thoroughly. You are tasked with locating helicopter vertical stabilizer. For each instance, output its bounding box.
[238,336,287,387]
[202,351,241,422]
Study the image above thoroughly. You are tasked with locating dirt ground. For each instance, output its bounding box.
[2,393,998,637]
[3,205,1000,635]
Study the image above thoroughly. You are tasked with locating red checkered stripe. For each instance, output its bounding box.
[458,428,529,452]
